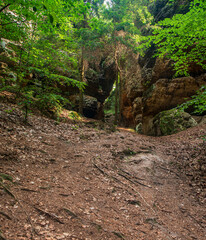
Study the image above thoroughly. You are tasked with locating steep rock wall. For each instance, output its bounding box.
[121,52,206,134]
[120,0,206,135]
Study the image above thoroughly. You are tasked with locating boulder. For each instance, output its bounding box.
[200,116,206,125]
[152,58,174,81]
[194,115,206,125]
[83,95,99,118]
[149,109,197,136]
[133,97,142,116]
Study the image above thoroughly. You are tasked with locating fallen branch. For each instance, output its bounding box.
[93,163,106,175]
[157,165,180,178]
[93,163,128,186]
[62,208,78,219]
[0,211,12,220]
[112,231,125,239]
[34,206,64,224]
[21,188,37,192]
[118,168,145,180]
[0,182,37,238]
[93,159,155,214]
[118,172,152,188]
[124,182,155,214]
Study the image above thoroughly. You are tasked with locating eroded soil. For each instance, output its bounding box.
[0,103,206,240]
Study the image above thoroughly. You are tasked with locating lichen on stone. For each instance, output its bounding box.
[152,109,197,136]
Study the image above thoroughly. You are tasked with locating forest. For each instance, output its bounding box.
[0,0,206,239]
[0,0,205,125]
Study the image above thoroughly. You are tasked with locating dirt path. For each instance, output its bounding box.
[0,103,206,240]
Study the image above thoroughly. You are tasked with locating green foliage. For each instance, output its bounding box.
[201,135,206,142]
[36,93,68,116]
[177,85,206,115]
[140,0,206,76]
[102,0,147,50]
[0,0,89,116]
[104,89,116,115]
[0,173,13,182]
[68,111,82,121]
[18,90,34,122]
[1,0,205,119]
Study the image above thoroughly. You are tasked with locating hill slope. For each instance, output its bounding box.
[0,102,205,240]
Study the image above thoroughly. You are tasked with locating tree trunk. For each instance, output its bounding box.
[114,46,123,124]
[79,48,84,115]
[118,71,123,124]
[114,72,119,125]
[114,47,119,124]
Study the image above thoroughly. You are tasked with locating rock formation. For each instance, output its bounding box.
[120,0,206,135]
[121,51,206,135]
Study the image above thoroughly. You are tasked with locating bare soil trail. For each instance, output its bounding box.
[0,102,206,240]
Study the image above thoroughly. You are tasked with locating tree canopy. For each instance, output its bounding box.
[140,0,206,76]
[0,0,205,119]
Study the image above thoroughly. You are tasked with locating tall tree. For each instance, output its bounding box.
[102,0,142,124]
[0,0,87,116]
[72,0,110,115]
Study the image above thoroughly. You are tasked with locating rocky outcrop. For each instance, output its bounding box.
[65,53,116,118]
[147,109,197,136]
[121,49,206,134]
[67,55,116,119]
[121,50,206,134]
[84,57,116,103]
[120,52,145,127]
[120,0,206,135]
[141,75,206,134]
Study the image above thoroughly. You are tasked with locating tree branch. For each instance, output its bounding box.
[0,3,11,13]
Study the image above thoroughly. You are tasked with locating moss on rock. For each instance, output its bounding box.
[152,109,197,136]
